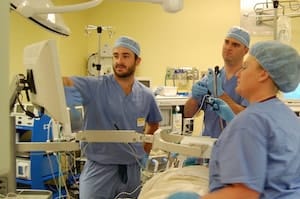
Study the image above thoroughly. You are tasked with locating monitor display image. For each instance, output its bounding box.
[136,77,152,88]
[23,39,72,139]
[282,83,300,101]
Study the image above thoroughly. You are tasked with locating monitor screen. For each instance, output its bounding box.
[136,77,152,88]
[23,39,72,140]
[282,83,300,101]
[281,83,300,113]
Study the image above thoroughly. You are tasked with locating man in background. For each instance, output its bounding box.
[184,26,250,138]
[63,36,162,199]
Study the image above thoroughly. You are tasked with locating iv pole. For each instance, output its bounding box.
[273,0,279,40]
[86,25,114,76]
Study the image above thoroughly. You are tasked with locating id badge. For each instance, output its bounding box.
[137,117,145,127]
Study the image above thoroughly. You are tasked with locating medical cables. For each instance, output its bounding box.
[192,94,213,118]
[113,184,143,199]
[80,137,148,198]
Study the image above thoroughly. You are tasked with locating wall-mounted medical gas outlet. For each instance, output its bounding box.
[100,44,112,57]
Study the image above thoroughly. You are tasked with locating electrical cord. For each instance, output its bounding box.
[45,153,60,191]
[80,133,146,169]
[46,118,53,142]
[64,151,80,185]
[57,151,79,199]
[126,143,146,169]
[192,94,211,118]
[16,93,44,119]
[79,135,147,199]
[113,184,143,199]
[46,152,71,199]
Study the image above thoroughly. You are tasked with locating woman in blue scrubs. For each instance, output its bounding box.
[168,41,300,199]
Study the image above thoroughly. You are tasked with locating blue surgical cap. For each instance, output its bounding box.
[250,41,300,92]
[113,36,140,56]
[226,26,250,48]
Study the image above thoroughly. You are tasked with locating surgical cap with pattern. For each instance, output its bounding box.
[226,26,250,48]
[113,36,140,57]
[249,41,300,92]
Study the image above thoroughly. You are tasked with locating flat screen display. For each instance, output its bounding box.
[282,83,300,100]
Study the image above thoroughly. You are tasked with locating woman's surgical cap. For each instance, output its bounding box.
[249,41,300,92]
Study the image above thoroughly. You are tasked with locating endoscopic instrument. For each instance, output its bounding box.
[211,66,224,130]
[192,66,221,118]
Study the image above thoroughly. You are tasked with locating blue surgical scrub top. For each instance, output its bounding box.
[71,74,162,164]
[209,98,300,198]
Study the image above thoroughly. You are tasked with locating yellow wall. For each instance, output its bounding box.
[87,0,244,88]
[9,0,300,88]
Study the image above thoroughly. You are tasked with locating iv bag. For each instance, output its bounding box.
[277,16,291,44]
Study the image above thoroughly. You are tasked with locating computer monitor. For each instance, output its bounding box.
[136,77,152,88]
[23,39,72,140]
[281,83,300,102]
[280,83,300,113]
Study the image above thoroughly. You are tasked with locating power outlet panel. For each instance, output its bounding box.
[100,44,112,57]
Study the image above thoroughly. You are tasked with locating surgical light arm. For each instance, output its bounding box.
[11,0,104,17]
[16,129,216,160]
[151,129,216,158]
[12,0,183,18]
[16,130,151,152]
[128,0,183,13]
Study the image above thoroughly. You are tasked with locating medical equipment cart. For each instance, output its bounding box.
[15,112,67,199]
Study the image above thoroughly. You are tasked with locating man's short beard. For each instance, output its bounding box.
[113,65,135,78]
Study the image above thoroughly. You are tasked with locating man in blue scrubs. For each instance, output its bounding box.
[63,36,162,199]
[184,26,250,138]
[169,41,300,198]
